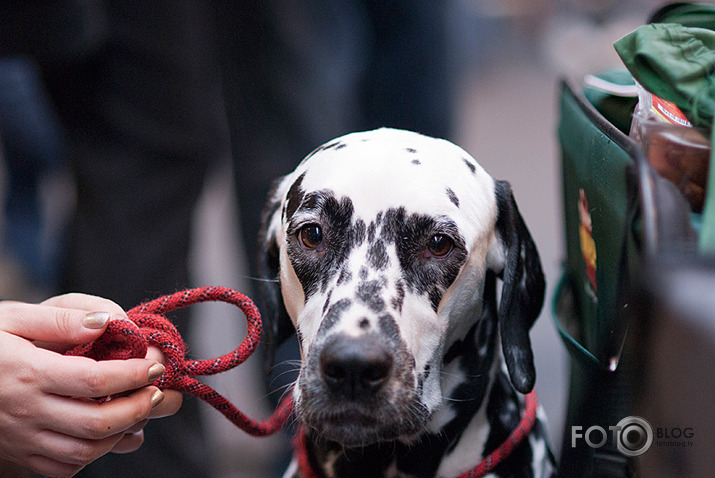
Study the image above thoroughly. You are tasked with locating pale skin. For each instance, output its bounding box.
[0,293,183,478]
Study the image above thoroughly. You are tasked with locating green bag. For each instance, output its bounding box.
[555,3,713,475]
[556,74,697,477]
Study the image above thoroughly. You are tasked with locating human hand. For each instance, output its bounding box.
[0,293,182,477]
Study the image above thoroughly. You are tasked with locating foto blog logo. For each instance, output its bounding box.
[572,416,654,457]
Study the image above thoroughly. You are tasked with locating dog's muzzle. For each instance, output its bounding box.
[296,329,427,446]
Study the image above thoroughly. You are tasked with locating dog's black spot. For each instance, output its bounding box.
[322,140,343,151]
[356,280,386,313]
[428,287,442,311]
[285,172,306,222]
[294,140,350,172]
[446,187,460,208]
[411,159,421,165]
[377,314,400,345]
[318,298,353,336]
[462,157,477,174]
[352,219,367,248]
[406,147,418,153]
[298,146,323,164]
[375,211,383,225]
[337,266,352,285]
[323,290,332,314]
[367,220,377,242]
[378,207,468,312]
[391,279,405,312]
[359,318,370,330]
[359,266,368,281]
[416,362,433,395]
[367,239,389,271]
[286,191,356,298]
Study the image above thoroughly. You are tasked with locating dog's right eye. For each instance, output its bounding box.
[298,225,324,251]
[426,234,453,257]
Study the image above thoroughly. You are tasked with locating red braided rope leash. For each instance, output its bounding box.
[293,390,539,478]
[460,390,539,478]
[65,285,538,476]
[66,286,292,436]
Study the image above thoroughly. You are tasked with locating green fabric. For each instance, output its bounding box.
[614,23,715,254]
[614,23,715,129]
[649,2,715,31]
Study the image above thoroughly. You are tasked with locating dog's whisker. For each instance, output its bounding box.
[439,369,487,382]
[265,360,301,382]
[266,359,302,373]
[265,380,298,404]
[443,396,476,403]
[280,382,297,400]
[267,376,300,393]
[283,413,301,432]
[242,275,280,284]
[268,373,299,390]
[267,362,301,379]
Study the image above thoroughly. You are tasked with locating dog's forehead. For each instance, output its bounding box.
[286,129,496,223]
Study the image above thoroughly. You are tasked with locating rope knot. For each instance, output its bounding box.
[68,317,148,361]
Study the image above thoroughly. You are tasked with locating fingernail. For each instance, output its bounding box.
[83,311,111,329]
[147,363,166,383]
[150,389,165,410]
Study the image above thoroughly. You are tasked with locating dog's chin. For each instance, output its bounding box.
[298,400,430,447]
[305,415,424,448]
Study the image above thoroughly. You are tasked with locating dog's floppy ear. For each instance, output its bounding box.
[257,179,295,370]
[489,180,545,394]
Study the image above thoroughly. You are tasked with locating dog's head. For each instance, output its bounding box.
[259,128,544,446]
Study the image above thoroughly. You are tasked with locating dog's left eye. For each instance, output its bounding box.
[298,224,324,251]
[426,234,453,257]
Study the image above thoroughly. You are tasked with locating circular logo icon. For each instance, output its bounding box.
[616,416,653,456]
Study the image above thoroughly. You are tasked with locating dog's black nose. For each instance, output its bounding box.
[320,335,393,400]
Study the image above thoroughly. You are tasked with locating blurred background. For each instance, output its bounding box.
[0,1,670,477]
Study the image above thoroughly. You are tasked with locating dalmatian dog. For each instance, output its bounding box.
[258,128,556,477]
